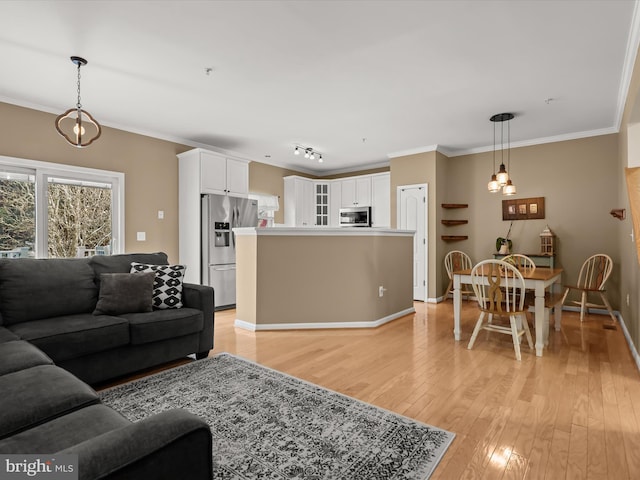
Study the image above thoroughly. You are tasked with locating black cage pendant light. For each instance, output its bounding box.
[487,113,516,196]
[55,56,102,148]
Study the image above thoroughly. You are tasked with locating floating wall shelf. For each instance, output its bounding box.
[442,235,469,241]
[441,220,468,226]
[441,203,468,209]
[441,203,468,242]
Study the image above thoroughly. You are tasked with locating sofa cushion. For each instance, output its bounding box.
[0,258,98,325]
[0,365,99,440]
[130,263,187,309]
[0,327,19,343]
[94,272,156,315]
[7,314,130,362]
[0,340,53,376]
[121,308,204,345]
[0,404,130,454]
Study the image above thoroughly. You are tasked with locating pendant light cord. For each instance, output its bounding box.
[507,118,511,173]
[501,119,504,167]
[492,120,496,172]
[76,63,82,110]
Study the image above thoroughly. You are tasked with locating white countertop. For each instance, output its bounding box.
[233,227,415,237]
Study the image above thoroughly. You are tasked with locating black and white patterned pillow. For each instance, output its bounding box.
[130,262,186,309]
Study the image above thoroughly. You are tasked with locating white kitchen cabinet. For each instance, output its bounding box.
[178,148,250,283]
[284,176,314,226]
[224,157,249,196]
[341,177,372,207]
[284,172,389,228]
[371,173,390,227]
[329,181,342,227]
[199,151,249,196]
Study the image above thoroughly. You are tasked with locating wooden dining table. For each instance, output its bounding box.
[453,267,564,356]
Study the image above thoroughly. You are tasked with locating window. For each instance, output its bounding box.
[249,193,279,227]
[47,177,113,258]
[0,155,124,258]
[0,168,36,257]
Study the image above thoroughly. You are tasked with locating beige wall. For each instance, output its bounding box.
[388,135,620,303]
[390,151,443,298]
[236,233,414,326]
[447,135,620,309]
[0,102,190,262]
[435,151,449,297]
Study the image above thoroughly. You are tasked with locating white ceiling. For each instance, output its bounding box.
[1,0,638,175]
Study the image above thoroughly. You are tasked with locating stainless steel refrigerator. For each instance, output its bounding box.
[202,194,258,309]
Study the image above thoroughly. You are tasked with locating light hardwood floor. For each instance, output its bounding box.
[209,302,640,480]
[100,301,640,479]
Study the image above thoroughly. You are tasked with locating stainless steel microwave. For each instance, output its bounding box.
[339,206,371,227]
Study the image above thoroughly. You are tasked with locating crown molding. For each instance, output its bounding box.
[254,156,321,176]
[386,144,458,159]
[312,160,390,177]
[444,126,619,157]
[0,95,257,162]
[387,144,439,158]
[0,90,626,169]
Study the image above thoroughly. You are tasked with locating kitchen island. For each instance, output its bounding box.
[233,227,415,330]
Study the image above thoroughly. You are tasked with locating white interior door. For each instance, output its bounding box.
[398,185,427,301]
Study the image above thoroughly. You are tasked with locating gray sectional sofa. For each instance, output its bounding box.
[0,252,214,385]
[0,252,215,479]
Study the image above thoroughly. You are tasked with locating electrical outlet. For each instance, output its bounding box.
[378,286,386,297]
[136,232,146,241]
[158,210,164,219]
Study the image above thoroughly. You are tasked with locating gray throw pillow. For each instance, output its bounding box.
[93,272,156,316]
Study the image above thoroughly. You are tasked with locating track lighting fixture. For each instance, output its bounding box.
[293,145,323,163]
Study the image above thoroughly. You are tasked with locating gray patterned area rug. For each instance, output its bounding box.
[99,353,455,479]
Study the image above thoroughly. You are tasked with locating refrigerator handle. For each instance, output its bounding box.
[231,206,237,249]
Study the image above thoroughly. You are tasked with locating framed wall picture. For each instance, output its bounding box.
[502,197,545,220]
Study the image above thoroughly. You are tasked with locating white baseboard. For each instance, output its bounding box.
[442,293,477,303]
[562,306,640,374]
[234,307,416,331]
[616,312,640,374]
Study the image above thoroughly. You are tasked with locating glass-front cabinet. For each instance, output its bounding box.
[315,183,329,226]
